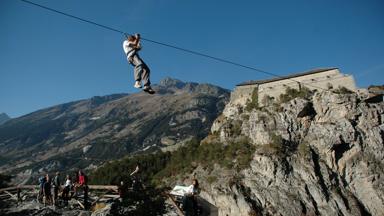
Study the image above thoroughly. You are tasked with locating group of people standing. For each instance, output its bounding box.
[38,170,88,207]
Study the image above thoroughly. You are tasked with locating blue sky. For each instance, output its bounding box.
[1,0,383,118]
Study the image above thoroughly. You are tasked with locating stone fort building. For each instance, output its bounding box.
[230,68,356,106]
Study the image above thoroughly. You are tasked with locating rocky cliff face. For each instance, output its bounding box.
[0,78,229,184]
[196,91,383,216]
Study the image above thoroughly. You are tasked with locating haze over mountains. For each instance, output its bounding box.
[0,77,229,183]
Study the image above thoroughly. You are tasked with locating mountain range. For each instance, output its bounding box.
[0,77,229,183]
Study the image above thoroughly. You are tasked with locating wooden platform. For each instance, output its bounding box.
[0,185,118,193]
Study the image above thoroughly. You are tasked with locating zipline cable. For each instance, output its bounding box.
[19,0,332,91]
[19,0,274,76]
[20,0,125,35]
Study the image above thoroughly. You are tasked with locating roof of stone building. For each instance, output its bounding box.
[237,67,339,86]
[369,89,384,95]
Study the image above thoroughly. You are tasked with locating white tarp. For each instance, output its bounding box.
[170,185,190,196]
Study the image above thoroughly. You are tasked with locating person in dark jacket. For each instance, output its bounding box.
[37,175,46,203]
[43,174,52,206]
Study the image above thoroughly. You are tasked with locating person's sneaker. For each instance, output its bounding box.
[134,81,142,89]
[143,86,155,94]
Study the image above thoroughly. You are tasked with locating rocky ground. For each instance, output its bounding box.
[1,199,91,216]
[1,188,180,216]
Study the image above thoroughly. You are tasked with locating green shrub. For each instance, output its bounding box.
[297,141,310,156]
[207,175,217,184]
[241,114,250,121]
[333,86,354,94]
[230,120,243,136]
[90,151,171,186]
[261,95,275,107]
[245,88,259,111]
[91,137,256,188]
[258,132,285,156]
[153,137,255,183]
[0,174,11,188]
[279,86,312,104]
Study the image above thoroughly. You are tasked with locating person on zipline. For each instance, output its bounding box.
[123,33,155,94]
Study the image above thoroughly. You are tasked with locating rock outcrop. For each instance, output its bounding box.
[198,90,384,215]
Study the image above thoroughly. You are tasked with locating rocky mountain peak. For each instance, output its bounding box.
[0,113,10,125]
[158,77,187,89]
[157,77,229,96]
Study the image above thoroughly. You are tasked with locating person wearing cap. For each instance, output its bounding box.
[123,33,155,94]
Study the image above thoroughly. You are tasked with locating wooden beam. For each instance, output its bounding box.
[0,194,10,199]
[101,194,120,198]
[0,185,37,193]
[91,191,109,206]
[0,185,118,193]
[76,199,85,209]
[88,185,118,192]
[4,190,17,200]
[167,194,184,216]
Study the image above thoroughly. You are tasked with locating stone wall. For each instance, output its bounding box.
[231,68,357,107]
[230,84,258,106]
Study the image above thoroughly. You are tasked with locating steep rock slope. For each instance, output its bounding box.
[196,91,383,216]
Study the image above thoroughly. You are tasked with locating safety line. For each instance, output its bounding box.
[19,0,332,91]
